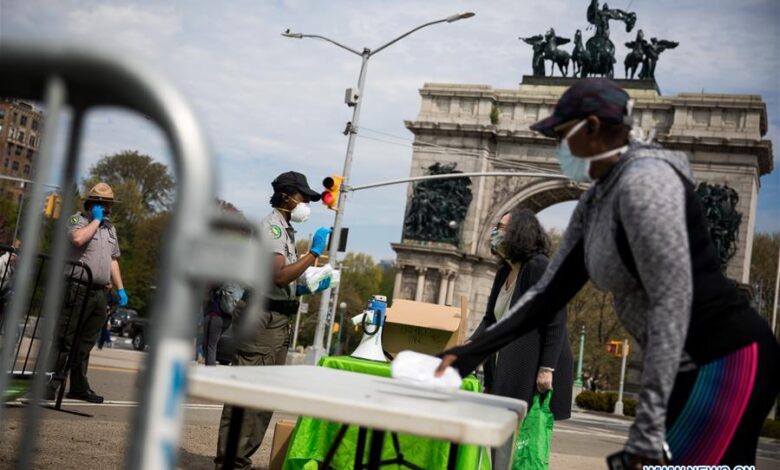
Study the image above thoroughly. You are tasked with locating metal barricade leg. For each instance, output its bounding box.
[0,77,68,455]
[16,103,84,469]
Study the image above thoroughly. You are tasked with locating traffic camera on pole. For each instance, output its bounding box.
[321,176,343,210]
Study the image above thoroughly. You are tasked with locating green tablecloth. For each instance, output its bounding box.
[283,355,491,470]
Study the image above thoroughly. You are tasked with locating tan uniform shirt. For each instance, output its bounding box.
[261,209,297,301]
[67,212,120,286]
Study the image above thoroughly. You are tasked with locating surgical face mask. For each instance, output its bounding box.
[555,120,629,183]
[489,227,508,259]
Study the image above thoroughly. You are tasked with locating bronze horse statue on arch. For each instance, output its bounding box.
[624,29,646,79]
[543,28,572,77]
[571,29,589,77]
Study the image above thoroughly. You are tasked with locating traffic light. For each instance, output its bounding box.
[333,322,340,334]
[44,193,63,219]
[606,340,629,357]
[321,175,343,210]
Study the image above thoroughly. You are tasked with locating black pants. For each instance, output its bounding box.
[51,285,107,394]
[203,315,229,366]
[665,327,780,465]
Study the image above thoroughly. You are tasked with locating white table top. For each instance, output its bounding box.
[188,365,526,448]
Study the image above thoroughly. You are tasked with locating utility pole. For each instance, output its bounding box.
[283,12,476,365]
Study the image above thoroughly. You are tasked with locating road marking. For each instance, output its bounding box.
[12,399,223,410]
[554,426,626,441]
[89,365,139,373]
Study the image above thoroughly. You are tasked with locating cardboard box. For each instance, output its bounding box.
[382,296,469,357]
[269,419,296,470]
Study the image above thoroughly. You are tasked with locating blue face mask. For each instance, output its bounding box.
[556,120,629,183]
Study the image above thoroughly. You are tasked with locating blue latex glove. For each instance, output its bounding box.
[315,277,331,293]
[91,204,104,222]
[295,284,310,296]
[310,227,332,257]
[117,288,128,306]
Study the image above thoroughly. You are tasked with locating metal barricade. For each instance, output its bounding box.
[0,244,98,413]
[0,43,270,470]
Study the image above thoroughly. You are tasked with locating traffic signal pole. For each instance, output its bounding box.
[308,50,369,365]
[286,13,477,365]
[614,339,629,416]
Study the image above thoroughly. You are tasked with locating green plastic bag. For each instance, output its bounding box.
[513,391,554,470]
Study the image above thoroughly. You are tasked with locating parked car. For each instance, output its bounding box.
[129,316,234,361]
[128,317,149,351]
[109,308,138,337]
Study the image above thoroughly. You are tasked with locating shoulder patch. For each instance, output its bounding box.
[69,216,80,225]
[269,225,283,239]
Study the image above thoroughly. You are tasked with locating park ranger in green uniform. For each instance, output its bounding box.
[215,171,332,470]
[47,182,128,404]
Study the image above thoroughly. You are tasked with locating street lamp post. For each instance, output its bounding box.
[574,325,586,390]
[12,181,26,243]
[284,12,475,365]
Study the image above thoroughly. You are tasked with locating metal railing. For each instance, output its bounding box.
[0,43,270,470]
[0,244,98,413]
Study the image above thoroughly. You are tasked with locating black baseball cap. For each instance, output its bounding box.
[530,78,632,138]
[272,171,321,202]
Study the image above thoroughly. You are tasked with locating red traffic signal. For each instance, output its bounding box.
[321,176,343,210]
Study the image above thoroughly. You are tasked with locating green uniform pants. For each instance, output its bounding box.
[214,310,291,470]
[51,285,107,394]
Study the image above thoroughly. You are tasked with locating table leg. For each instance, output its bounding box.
[323,423,349,469]
[446,442,459,470]
[354,427,368,469]
[367,430,386,470]
[224,407,245,470]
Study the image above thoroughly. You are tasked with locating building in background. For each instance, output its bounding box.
[0,98,44,203]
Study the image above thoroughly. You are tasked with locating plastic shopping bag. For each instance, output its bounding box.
[513,391,554,470]
[302,265,334,292]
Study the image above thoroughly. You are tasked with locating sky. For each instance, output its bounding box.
[1,0,778,261]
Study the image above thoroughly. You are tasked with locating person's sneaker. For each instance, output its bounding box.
[66,389,104,404]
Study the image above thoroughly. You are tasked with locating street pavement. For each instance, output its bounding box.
[2,346,778,469]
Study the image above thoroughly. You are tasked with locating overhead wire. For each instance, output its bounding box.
[358,126,557,174]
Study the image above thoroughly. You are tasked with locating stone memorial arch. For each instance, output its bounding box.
[392,77,774,334]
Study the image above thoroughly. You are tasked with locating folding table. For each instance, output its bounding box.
[188,365,527,470]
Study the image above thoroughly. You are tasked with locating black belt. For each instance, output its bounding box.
[70,279,108,291]
[265,298,299,316]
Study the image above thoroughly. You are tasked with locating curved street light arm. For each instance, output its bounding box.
[370,19,447,56]
[289,33,363,56]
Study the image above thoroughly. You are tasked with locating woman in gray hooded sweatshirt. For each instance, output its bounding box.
[436,78,779,468]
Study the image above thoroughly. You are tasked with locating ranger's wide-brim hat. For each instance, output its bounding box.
[85,182,119,203]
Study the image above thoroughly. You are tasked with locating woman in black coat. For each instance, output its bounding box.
[476,207,573,468]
